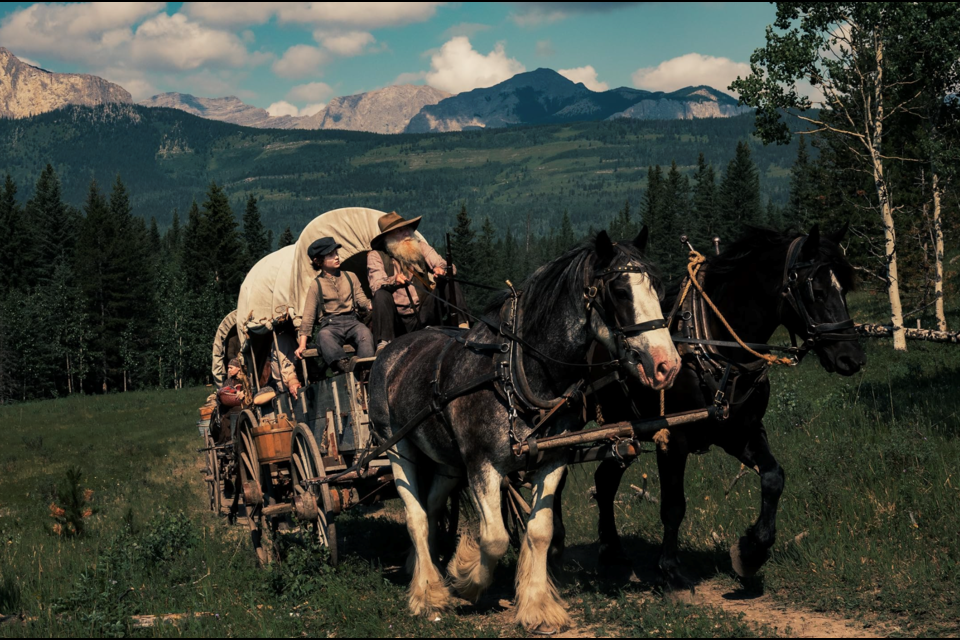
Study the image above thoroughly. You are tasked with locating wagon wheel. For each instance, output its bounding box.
[235,410,270,565]
[203,427,222,514]
[290,423,338,566]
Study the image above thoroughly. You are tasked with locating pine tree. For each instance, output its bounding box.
[788,135,816,228]
[165,209,182,255]
[661,160,691,277]
[691,153,719,250]
[557,210,576,253]
[278,226,295,248]
[25,165,75,285]
[719,141,763,239]
[181,200,207,294]
[266,229,274,254]
[642,165,672,266]
[202,182,245,297]
[0,174,27,288]
[450,202,477,278]
[242,194,269,267]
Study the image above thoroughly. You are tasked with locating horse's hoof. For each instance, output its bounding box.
[659,563,694,591]
[730,538,769,578]
[598,543,627,566]
[528,622,561,636]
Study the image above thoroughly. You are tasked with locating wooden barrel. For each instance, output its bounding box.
[251,414,294,463]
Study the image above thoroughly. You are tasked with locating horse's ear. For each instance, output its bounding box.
[802,224,821,259]
[633,225,649,254]
[826,221,849,244]
[596,230,616,264]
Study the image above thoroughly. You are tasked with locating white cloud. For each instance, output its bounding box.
[183,2,446,29]
[0,2,165,64]
[287,81,335,103]
[98,67,159,100]
[266,100,326,118]
[511,2,641,26]
[315,30,375,57]
[272,44,328,79]
[130,12,251,71]
[267,101,301,117]
[394,70,428,85]
[424,37,525,95]
[16,55,43,68]
[300,103,326,117]
[441,22,490,40]
[180,2,277,27]
[559,65,608,91]
[632,53,750,94]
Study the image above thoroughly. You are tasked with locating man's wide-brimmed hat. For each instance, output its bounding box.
[370,211,421,250]
[308,237,343,261]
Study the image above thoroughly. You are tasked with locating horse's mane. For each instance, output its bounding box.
[483,235,663,332]
[702,226,856,292]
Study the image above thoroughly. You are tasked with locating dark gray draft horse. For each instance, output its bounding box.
[560,225,866,586]
[368,230,681,632]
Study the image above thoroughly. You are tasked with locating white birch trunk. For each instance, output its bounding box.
[933,173,947,331]
[871,37,908,351]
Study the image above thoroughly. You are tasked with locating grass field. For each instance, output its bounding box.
[1,291,958,637]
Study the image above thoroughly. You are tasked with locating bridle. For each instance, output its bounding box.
[585,259,668,370]
[778,235,858,361]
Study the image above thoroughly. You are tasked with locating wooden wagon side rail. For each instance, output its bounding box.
[856,323,960,344]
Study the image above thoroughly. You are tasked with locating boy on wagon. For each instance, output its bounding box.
[295,237,374,373]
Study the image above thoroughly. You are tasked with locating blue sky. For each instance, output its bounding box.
[0,2,779,116]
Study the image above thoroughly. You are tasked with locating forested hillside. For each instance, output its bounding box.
[0,103,800,239]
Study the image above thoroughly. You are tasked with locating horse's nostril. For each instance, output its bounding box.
[656,361,672,381]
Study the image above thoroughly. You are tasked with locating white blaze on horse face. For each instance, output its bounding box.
[829,269,848,310]
[626,272,680,388]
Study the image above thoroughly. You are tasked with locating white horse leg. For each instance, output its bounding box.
[388,442,452,619]
[515,461,572,633]
[448,463,510,601]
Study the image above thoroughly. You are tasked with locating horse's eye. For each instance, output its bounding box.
[613,288,631,301]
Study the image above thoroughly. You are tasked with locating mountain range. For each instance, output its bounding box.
[0,48,750,134]
[0,47,131,119]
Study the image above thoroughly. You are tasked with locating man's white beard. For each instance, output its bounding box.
[385,236,427,274]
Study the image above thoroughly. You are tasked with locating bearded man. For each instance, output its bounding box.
[367,211,468,350]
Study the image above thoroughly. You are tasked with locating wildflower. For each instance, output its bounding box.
[52,523,63,535]
[82,509,93,518]
[83,489,94,502]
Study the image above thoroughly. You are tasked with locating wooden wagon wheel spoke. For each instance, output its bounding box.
[236,410,269,565]
[290,423,338,566]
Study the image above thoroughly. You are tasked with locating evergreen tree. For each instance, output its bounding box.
[557,210,576,253]
[691,153,719,249]
[641,165,672,266]
[661,160,691,276]
[148,217,162,256]
[278,226,295,248]
[25,165,75,284]
[266,229,274,254]
[0,174,27,288]
[609,199,636,240]
[789,135,817,228]
[202,181,245,297]
[75,179,111,391]
[451,203,478,278]
[719,141,763,239]
[165,209,182,255]
[181,200,207,293]
[242,194,269,267]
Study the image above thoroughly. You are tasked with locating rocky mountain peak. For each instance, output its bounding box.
[0,47,131,119]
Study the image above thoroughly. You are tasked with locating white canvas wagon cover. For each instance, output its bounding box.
[236,207,402,341]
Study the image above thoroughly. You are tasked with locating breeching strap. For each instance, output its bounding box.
[676,250,795,367]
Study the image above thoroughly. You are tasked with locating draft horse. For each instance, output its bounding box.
[368,230,680,632]
[572,225,866,585]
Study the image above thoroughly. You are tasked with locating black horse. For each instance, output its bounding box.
[562,225,866,586]
[368,230,680,633]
